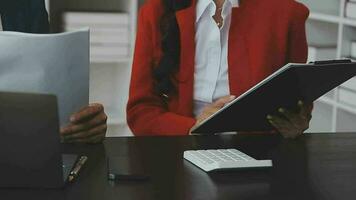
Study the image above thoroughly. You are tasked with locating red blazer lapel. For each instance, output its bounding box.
[228,4,252,96]
[176,0,196,116]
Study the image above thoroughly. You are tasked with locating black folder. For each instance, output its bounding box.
[192,60,356,134]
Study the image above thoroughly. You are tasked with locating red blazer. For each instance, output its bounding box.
[127,0,309,136]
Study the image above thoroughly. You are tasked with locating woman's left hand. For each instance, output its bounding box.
[60,103,108,144]
[267,101,313,139]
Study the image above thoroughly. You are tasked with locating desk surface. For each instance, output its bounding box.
[1,133,356,200]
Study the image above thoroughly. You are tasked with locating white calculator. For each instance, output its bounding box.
[184,149,273,172]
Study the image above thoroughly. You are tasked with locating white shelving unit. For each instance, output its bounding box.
[48,0,138,136]
[89,1,137,137]
[299,0,356,132]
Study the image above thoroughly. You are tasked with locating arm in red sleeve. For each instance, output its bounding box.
[288,2,310,63]
[127,5,196,136]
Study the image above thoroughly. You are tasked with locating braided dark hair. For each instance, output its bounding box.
[153,0,192,98]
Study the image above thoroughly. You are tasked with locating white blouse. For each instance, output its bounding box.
[193,0,239,117]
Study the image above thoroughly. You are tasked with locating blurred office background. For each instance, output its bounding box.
[44,0,356,136]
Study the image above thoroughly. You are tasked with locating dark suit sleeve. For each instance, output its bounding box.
[29,0,49,33]
[1,0,49,33]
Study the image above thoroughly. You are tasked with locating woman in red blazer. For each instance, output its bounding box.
[127,0,312,137]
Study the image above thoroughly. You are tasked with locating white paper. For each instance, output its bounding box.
[0,29,89,126]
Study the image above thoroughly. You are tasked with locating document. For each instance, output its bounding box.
[0,29,89,126]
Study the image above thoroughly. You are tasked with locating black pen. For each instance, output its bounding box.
[68,156,88,182]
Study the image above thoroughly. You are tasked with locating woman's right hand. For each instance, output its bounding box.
[190,95,236,134]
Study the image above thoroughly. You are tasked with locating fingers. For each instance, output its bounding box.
[267,115,301,139]
[298,100,313,120]
[65,133,106,144]
[196,108,218,124]
[278,107,306,129]
[195,95,236,124]
[63,124,107,144]
[268,115,295,132]
[60,103,107,144]
[212,95,236,108]
[268,101,313,139]
[70,103,104,124]
[61,111,107,135]
[281,101,312,131]
[278,108,297,123]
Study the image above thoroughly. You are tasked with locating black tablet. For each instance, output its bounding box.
[192,60,356,134]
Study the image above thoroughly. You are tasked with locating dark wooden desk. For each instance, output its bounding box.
[1,133,356,200]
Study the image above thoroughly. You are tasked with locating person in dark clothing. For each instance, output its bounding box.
[0,0,49,33]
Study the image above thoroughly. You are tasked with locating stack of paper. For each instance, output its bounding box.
[63,12,130,63]
[0,30,90,126]
[308,45,337,62]
[346,0,356,19]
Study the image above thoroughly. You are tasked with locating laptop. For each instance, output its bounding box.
[0,92,78,188]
